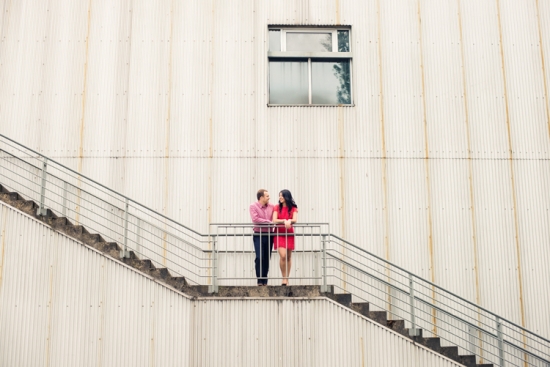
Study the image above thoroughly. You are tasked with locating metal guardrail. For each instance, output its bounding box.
[0,133,548,367]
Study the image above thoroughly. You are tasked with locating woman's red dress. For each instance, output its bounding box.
[273,206,298,250]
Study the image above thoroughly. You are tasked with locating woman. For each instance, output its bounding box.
[272,189,298,286]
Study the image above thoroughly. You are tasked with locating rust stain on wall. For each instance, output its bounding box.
[335,0,341,25]
[75,0,93,225]
[377,0,392,312]
[457,0,484,361]
[495,0,527,356]
[416,0,437,334]
[536,0,550,142]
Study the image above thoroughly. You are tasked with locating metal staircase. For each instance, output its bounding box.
[0,133,548,367]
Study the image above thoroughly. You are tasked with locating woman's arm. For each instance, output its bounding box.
[272,210,285,224]
[290,211,298,224]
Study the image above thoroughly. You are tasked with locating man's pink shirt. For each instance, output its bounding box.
[249,201,274,232]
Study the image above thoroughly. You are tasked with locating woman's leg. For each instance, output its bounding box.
[278,247,288,285]
[285,250,292,283]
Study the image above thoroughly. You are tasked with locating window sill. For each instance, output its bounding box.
[267,104,355,107]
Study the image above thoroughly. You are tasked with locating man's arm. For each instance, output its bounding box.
[249,204,271,223]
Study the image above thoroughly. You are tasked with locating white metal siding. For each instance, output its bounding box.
[0,0,548,340]
[0,201,466,367]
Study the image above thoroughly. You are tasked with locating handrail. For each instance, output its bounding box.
[0,133,206,238]
[1,134,549,366]
[329,233,550,344]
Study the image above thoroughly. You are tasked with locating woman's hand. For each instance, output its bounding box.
[284,219,292,229]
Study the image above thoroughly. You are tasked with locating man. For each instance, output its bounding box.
[249,189,274,286]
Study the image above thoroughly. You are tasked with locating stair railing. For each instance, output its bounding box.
[0,133,548,367]
[326,234,550,367]
[0,134,212,285]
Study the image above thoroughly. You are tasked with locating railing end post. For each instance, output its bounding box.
[408,328,420,337]
[208,285,218,294]
[36,207,48,217]
[120,249,131,259]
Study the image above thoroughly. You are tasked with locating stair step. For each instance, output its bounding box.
[80,232,104,247]
[332,293,352,307]
[51,217,71,227]
[123,258,153,272]
[440,346,459,360]
[458,355,477,367]
[368,310,387,325]
[386,319,406,335]
[3,191,22,201]
[14,199,37,212]
[166,277,188,291]
[148,267,171,280]
[350,302,370,317]
[418,337,441,351]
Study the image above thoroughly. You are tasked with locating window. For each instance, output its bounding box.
[268,27,352,106]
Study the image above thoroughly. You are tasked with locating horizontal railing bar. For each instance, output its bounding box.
[6,161,211,252]
[211,222,329,226]
[0,135,207,237]
[328,263,549,363]
[329,234,550,344]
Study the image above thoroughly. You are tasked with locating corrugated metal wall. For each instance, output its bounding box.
[0,201,465,367]
[0,0,548,339]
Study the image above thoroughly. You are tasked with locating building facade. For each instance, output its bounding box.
[0,0,549,340]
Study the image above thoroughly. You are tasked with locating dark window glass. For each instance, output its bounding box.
[311,60,351,104]
[337,30,350,52]
[269,61,309,104]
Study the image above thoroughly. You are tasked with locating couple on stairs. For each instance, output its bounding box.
[249,189,298,286]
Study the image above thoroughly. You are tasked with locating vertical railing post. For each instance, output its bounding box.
[136,218,142,256]
[468,325,476,355]
[36,157,48,216]
[496,316,505,367]
[61,181,68,216]
[320,234,328,293]
[209,235,218,293]
[409,274,420,336]
[120,198,130,258]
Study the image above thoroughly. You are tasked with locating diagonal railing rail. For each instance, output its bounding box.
[0,133,548,367]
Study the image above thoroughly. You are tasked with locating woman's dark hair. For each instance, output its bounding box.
[279,189,297,214]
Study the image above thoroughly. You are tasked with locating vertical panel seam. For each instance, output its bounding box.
[377,0,392,311]
[457,0,483,361]
[536,0,550,144]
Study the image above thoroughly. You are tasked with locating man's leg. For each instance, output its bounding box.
[260,235,271,285]
[253,235,262,285]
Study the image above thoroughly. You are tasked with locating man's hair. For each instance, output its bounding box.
[257,189,268,201]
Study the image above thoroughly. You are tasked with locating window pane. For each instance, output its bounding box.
[269,30,281,52]
[286,32,332,52]
[269,61,309,104]
[337,30,350,52]
[312,60,351,105]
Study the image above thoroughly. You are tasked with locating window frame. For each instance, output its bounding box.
[267,26,354,107]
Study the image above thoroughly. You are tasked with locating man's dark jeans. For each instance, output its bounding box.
[253,233,273,285]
